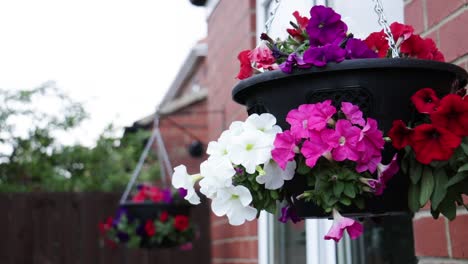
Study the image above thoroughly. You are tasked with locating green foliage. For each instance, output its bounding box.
[0,83,159,192]
[403,138,468,219]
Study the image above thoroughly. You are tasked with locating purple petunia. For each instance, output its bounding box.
[345,38,378,59]
[303,44,346,67]
[278,205,301,224]
[306,5,348,46]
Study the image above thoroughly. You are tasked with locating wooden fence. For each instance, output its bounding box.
[0,192,210,264]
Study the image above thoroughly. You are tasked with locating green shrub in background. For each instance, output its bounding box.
[0,81,159,192]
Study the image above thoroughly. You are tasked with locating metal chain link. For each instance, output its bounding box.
[264,0,281,34]
[372,0,399,58]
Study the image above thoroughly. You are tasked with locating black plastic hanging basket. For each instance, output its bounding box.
[232,58,468,218]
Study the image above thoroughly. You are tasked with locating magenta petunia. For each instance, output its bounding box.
[279,53,312,73]
[272,130,298,170]
[301,130,333,168]
[286,104,316,139]
[308,100,337,131]
[345,38,379,59]
[331,120,361,161]
[356,154,381,174]
[356,118,385,172]
[341,102,365,126]
[324,209,363,242]
[360,154,399,195]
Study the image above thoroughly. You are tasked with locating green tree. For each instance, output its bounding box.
[0,82,159,192]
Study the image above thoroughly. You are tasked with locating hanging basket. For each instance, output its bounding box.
[232,58,468,218]
[119,201,192,248]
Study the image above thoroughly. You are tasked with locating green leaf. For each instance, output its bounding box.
[457,163,468,173]
[297,161,311,175]
[419,166,435,207]
[409,159,423,184]
[438,197,457,220]
[401,153,409,175]
[460,142,468,156]
[270,190,279,200]
[408,183,421,212]
[343,183,356,198]
[354,197,365,209]
[431,168,448,211]
[340,196,352,206]
[445,171,468,188]
[333,181,345,197]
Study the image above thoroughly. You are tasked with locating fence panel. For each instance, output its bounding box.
[0,192,210,264]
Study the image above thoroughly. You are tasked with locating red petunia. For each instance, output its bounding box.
[159,211,169,222]
[144,220,156,237]
[287,11,309,41]
[430,94,468,137]
[410,124,461,164]
[388,120,414,149]
[236,50,253,80]
[390,22,414,41]
[410,88,440,113]
[364,31,388,58]
[400,35,445,62]
[99,217,114,235]
[174,215,190,232]
[293,11,309,29]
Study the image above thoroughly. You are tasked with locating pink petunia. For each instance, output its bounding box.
[308,100,337,131]
[356,154,382,173]
[331,120,361,161]
[324,209,363,242]
[301,130,333,168]
[249,43,278,70]
[286,104,316,139]
[272,130,298,170]
[356,118,385,173]
[360,154,399,195]
[341,102,365,126]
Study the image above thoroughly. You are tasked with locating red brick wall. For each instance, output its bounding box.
[206,1,258,264]
[405,1,468,263]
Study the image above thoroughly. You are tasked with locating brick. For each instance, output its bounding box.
[426,0,465,28]
[212,240,258,259]
[211,217,258,240]
[449,214,468,259]
[439,11,468,62]
[413,217,448,257]
[405,0,425,34]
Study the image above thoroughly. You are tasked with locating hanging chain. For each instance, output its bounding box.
[264,0,282,34]
[372,0,399,58]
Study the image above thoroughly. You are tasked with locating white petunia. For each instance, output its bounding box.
[211,185,257,226]
[172,165,201,205]
[256,160,296,190]
[227,129,273,174]
[244,113,282,136]
[198,157,235,198]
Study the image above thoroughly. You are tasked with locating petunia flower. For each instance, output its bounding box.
[410,88,440,114]
[257,159,296,190]
[303,44,347,67]
[271,130,298,169]
[341,102,365,126]
[306,5,348,46]
[301,130,336,167]
[401,35,445,62]
[172,165,201,205]
[410,124,462,164]
[389,22,414,42]
[144,220,156,237]
[356,118,385,172]
[331,120,361,162]
[227,129,273,174]
[249,42,278,70]
[279,53,312,73]
[211,185,257,226]
[287,11,309,41]
[174,215,190,232]
[236,50,253,80]
[286,104,316,139]
[388,120,414,150]
[198,158,235,198]
[179,242,193,251]
[360,154,399,195]
[364,31,388,58]
[430,94,468,137]
[308,100,337,131]
[243,113,282,138]
[324,209,363,242]
[345,38,378,59]
[278,205,301,224]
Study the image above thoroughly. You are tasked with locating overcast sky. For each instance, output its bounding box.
[0,0,207,146]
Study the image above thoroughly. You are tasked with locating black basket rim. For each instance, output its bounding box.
[232,58,468,105]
